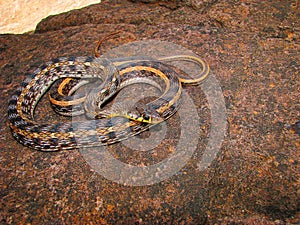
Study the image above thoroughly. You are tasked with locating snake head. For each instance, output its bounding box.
[126,104,163,124]
[126,111,152,123]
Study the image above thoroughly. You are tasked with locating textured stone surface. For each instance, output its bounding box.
[0,0,299,224]
[0,0,100,34]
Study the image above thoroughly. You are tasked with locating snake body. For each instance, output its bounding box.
[49,55,210,119]
[8,56,203,151]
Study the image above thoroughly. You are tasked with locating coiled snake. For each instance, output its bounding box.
[8,54,209,151]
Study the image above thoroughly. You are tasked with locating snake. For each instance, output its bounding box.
[8,55,209,151]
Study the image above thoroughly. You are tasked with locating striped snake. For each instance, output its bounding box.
[8,55,209,151]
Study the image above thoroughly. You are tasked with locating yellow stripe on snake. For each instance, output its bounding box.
[8,55,209,151]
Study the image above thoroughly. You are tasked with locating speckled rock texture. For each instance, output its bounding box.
[0,0,299,224]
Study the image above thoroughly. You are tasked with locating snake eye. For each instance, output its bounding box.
[143,114,150,121]
[141,113,152,123]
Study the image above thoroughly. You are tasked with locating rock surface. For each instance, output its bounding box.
[0,0,299,224]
